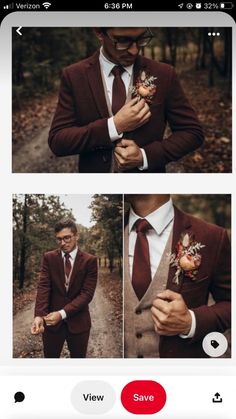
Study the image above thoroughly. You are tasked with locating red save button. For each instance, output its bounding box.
[121,380,166,414]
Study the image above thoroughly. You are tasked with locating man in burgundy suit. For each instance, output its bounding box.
[31,218,97,358]
[124,195,231,358]
[48,28,204,173]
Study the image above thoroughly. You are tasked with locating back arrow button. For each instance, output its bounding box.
[16,27,23,36]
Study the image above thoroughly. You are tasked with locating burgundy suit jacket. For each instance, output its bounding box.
[48,51,204,173]
[34,249,97,334]
[160,206,231,358]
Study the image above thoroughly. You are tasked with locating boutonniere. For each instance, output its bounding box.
[130,70,157,104]
[169,233,205,285]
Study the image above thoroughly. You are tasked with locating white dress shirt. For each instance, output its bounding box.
[129,199,196,338]
[58,246,78,320]
[129,199,174,279]
[99,49,148,170]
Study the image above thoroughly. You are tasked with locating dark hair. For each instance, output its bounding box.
[54,218,77,234]
[97,27,109,34]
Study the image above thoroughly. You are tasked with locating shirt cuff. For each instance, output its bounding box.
[179,310,196,339]
[58,309,67,320]
[138,148,148,171]
[108,117,123,142]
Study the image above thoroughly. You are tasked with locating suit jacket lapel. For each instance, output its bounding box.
[133,55,148,83]
[87,51,110,118]
[167,206,192,293]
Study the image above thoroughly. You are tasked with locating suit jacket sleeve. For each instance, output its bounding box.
[48,69,112,156]
[191,229,231,342]
[143,68,204,172]
[34,253,51,317]
[63,256,98,318]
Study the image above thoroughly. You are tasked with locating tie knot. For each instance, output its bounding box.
[111,65,125,77]
[64,253,70,260]
[134,218,152,234]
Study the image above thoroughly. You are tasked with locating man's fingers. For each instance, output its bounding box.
[152,298,170,314]
[128,97,140,106]
[114,152,125,164]
[139,108,151,122]
[39,325,45,333]
[137,102,150,118]
[31,323,40,334]
[114,147,127,158]
[118,139,135,147]
[137,109,152,123]
[44,314,52,320]
[31,325,37,334]
[157,289,181,302]
[115,140,123,147]
[132,98,146,112]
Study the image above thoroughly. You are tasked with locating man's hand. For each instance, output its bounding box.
[44,311,62,326]
[31,316,45,335]
[113,98,151,134]
[114,139,143,171]
[151,290,192,336]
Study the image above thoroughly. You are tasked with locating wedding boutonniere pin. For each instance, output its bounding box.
[130,70,157,104]
[169,233,205,285]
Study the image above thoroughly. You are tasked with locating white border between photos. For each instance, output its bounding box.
[0,12,235,376]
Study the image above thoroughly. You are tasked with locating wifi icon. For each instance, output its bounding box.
[42,2,51,9]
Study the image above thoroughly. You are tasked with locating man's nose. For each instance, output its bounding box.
[127,42,139,55]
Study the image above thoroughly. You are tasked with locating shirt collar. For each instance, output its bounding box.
[99,47,133,78]
[61,246,78,261]
[129,199,174,235]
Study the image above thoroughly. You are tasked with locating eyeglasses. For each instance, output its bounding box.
[105,29,154,51]
[56,235,75,244]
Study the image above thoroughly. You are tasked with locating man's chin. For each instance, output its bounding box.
[120,57,137,66]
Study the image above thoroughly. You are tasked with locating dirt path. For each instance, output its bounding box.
[12,120,182,173]
[87,272,122,358]
[13,272,122,358]
[12,125,78,173]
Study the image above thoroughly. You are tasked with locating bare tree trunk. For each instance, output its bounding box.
[19,195,28,289]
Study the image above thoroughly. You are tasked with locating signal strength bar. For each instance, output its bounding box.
[3,2,14,9]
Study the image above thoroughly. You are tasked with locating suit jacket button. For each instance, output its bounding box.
[135,309,142,315]
[136,333,142,339]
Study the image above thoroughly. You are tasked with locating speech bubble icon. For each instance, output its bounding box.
[14,392,25,403]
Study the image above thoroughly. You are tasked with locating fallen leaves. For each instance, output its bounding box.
[179,69,232,173]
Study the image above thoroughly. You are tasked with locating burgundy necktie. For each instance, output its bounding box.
[132,218,152,300]
[64,253,72,279]
[111,65,126,115]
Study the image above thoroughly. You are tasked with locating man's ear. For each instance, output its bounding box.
[94,28,104,43]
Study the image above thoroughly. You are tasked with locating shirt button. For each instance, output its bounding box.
[136,333,142,339]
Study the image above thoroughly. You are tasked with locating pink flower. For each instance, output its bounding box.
[137,84,156,98]
[179,254,202,271]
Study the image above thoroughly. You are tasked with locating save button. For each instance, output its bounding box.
[121,380,166,414]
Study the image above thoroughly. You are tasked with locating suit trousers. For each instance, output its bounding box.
[43,323,90,358]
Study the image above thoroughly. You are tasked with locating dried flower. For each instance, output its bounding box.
[130,70,157,104]
[169,233,205,285]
